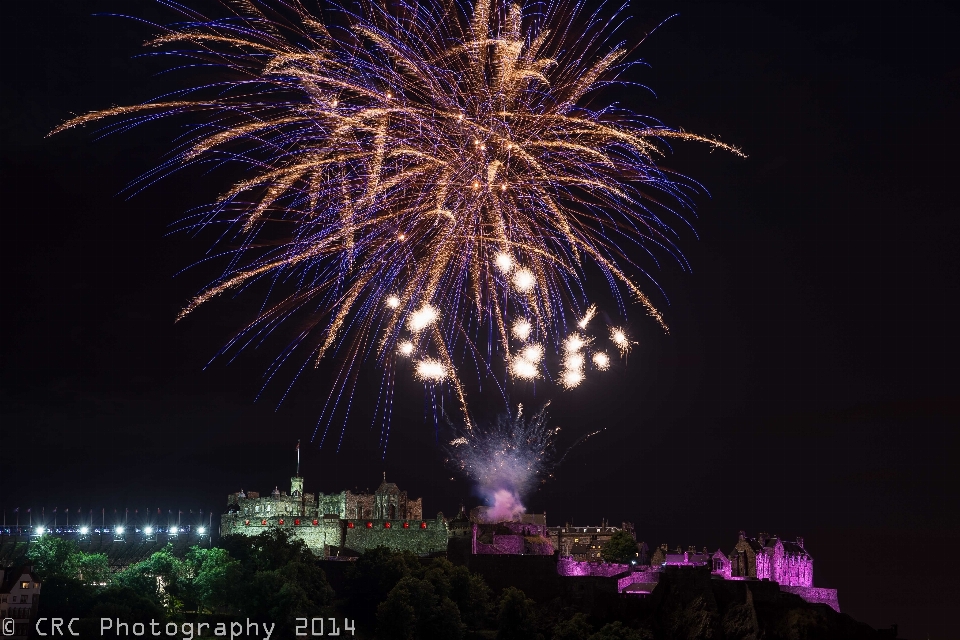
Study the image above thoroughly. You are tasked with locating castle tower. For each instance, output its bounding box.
[291,476,304,497]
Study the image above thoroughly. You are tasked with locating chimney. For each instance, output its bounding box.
[758,532,769,546]
[796,536,804,548]
[739,530,746,540]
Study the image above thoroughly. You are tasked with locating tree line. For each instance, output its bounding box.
[30,531,651,639]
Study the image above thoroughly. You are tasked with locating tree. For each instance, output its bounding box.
[187,547,242,612]
[553,613,593,640]
[114,544,190,610]
[343,546,418,625]
[27,536,81,579]
[77,553,111,584]
[448,565,493,628]
[600,531,638,564]
[213,533,334,633]
[496,587,539,640]
[376,577,464,640]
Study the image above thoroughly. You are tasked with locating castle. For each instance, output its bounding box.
[216,466,838,611]
[628,531,838,611]
[219,474,448,557]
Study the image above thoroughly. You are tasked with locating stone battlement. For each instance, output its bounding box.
[220,475,446,557]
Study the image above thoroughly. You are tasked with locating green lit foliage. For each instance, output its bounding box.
[114,544,191,610]
[217,530,334,628]
[77,553,111,584]
[27,536,82,580]
[186,547,242,612]
[600,531,638,564]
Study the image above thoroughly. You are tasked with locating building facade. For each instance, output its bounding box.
[642,531,837,611]
[0,566,41,640]
[727,531,813,587]
[220,475,446,557]
[548,522,648,564]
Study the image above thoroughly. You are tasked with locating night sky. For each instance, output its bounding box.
[3,1,959,637]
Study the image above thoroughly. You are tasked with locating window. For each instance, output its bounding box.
[20,582,29,590]
[20,595,27,603]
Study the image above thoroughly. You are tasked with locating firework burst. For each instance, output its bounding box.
[51,0,742,450]
[447,402,602,520]
[447,403,557,521]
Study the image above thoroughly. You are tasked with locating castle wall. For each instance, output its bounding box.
[557,557,630,577]
[220,515,343,554]
[777,554,813,587]
[317,492,347,518]
[617,569,660,593]
[342,518,447,556]
[490,535,524,554]
[220,513,448,556]
[780,586,840,612]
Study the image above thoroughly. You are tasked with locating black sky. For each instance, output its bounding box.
[3,1,959,637]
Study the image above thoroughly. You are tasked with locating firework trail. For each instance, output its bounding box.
[446,402,602,521]
[51,0,742,450]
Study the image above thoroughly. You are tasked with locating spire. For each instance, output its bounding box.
[383,471,386,482]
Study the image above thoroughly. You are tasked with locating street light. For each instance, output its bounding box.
[79,526,89,535]
[144,526,154,535]
[35,526,45,535]
[115,526,125,534]
[197,526,206,535]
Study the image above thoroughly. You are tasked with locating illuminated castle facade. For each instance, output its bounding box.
[636,531,837,611]
[220,475,447,557]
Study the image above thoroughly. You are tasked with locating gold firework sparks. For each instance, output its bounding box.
[51,0,742,439]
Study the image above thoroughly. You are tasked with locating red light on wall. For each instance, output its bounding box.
[261,519,267,525]
[403,522,410,529]
[279,519,285,525]
[313,519,319,526]
[294,519,301,526]
[245,520,250,526]
[366,521,373,528]
[347,521,355,528]
[420,522,427,529]
[384,522,391,528]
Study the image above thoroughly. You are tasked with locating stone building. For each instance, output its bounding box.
[472,520,554,555]
[220,474,446,557]
[548,522,648,564]
[0,566,41,640]
[643,531,836,611]
[727,531,813,587]
[650,544,712,567]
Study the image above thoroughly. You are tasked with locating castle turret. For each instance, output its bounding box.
[291,476,304,497]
